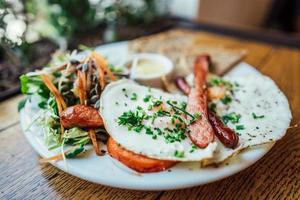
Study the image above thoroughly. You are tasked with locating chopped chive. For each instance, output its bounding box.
[189,144,198,153]
[131,93,138,101]
[236,125,245,130]
[221,95,232,105]
[252,112,265,119]
[174,150,185,158]
[167,100,194,120]
[143,95,152,102]
[222,112,241,124]
[193,112,202,120]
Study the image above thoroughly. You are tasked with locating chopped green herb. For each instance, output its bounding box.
[221,95,232,105]
[131,93,138,101]
[174,150,185,158]
[252,113,265,119]
[167,100,195,122]
[147,104,153,111]
[193,112,202,120]
[152,99,163,107]
[18,97,28,112]
[171,100,178,105]
[65,144,85,158]
[145,126,154,135]
[222,112,241,124]
[133,125,144,133]
[208,78,233,91]
[118,109,147,131]
[143,95,152,102]
[154,127,163,135]
[189,144,198,153]
[157,109,170,117]
[236,125,245,130]
[180,102,187,110]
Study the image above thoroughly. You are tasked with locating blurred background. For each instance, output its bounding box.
[1,0,300,99]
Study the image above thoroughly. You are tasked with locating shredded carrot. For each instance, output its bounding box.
[90,52,116,81]
[91,58,106,90]
[89,129,101,156]
[40,74,66,139]
[56,99,65,134]
[40,74,67,110]
[77,70,87,105]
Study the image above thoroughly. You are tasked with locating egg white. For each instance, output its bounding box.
[100,79,217,161]
[206,75,292,164]
[100,75,292,164]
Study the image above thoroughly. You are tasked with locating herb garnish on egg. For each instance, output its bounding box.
[220,95,232,105]
[252,112,265,119]
[131,93,138,101]
[222,112,241,124]
[117,94,195,144]
[174,150,185,158]
[143,95,152,102]
[236,125,245,130]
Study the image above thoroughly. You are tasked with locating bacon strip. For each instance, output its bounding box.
[187,55,214,148]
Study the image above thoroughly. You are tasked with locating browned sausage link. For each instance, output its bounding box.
[60,105,103,128]
[175,76,190,95]
[208,111,239,148]
[174,61,239,148]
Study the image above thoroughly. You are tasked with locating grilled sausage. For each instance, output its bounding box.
[208,111,239,148]
[187,55,214,148]
[107,137,177,173]
[176,55,239,148]
[60,105,103,128]
[175,76,190,95]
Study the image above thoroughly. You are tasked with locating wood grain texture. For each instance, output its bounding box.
[0,125,161,200]
[159,36,300,200]
[0,29,299,200]
[0,95,23,130]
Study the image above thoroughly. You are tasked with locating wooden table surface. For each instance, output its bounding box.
[1,30,299,200]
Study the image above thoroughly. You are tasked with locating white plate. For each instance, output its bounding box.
[20,42,273,190]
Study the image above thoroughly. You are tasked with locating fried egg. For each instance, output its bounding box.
[100,75,291,164]
[100,79,217,161]
[207,75,292,163]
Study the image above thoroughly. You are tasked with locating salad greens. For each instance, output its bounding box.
[19,51,115,160]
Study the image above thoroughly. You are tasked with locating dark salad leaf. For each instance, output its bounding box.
[19,74,50,110]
